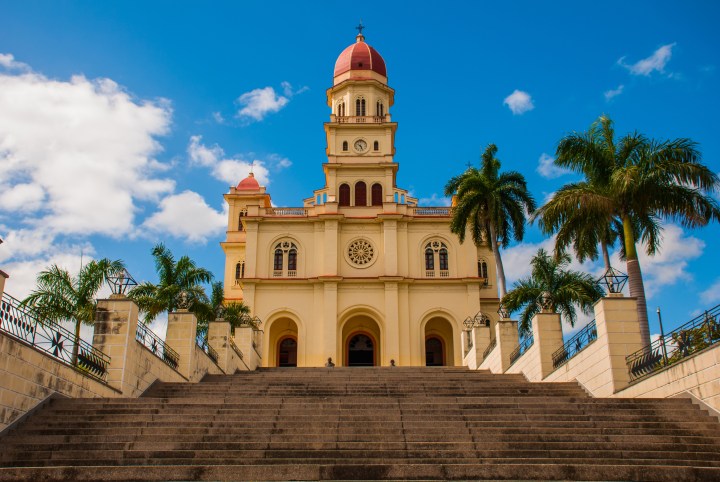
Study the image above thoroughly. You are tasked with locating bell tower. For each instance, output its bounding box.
[322,28,403,209]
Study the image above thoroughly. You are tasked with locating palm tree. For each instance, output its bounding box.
[21,258,125,362]
[195,281,254,335]
[535,115,720,346]
[444,144,537,298]
[502,249,604,335]
[129,243,213,324]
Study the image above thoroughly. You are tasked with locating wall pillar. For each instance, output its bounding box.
[384,282,400,365]
[0,270,7,298]
[531,311,564,378]
[234,326,260,370]
[165,310,198,379]
[495,319,519,372]
[208,320,233,373]
[92,295,140,393]
[594,295,643,394]
[322,282,338,367]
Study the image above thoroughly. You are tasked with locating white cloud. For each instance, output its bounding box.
[236,86,288,121]
[619,43,676,76]
[0,53,30,71]
[536,153,570,179]
[188,135,271,185]
[604,84,624,101]
[503,90,534,115]
[140,190,226,244]
[212,111,225,124]
[0,66,174,237]
[418,193,451,206]
[700,279,720,305]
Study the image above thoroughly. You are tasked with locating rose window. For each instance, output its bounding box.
[347,239,375,266]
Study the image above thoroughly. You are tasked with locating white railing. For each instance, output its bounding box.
[440,270,450,278]
[273,270,283,278]
[413,207,452,216]
[337,116,385,124]
[287,270,297,278]
[267,208,308,216]
[425,271,435,278]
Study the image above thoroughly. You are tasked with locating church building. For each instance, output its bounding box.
[222,30,500,367]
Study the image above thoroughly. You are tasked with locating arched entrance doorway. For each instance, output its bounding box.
[277,336,297,367]
[346,333,376,366]
[267,316,299,367]
[425,336,445,366]
[340,313,382,367]
[423,316,456,366]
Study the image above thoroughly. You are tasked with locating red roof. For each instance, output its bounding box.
[237,172,260,190]
[333,34,387,78]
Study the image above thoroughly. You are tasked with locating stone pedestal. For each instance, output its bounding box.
[495,319,519,373]
[208,320,232,373]
[531,311,564,378]
[0,270,7,298]
[234,325,260,370]
[165,310,198,379]
[92,295,140,393]
[594,295,643,393]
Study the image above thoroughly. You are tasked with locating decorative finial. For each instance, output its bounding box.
[355,20,365,42]
[249,160,255,175]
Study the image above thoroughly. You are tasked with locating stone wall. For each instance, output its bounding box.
[0,333,118,430]
[613,344,720,411]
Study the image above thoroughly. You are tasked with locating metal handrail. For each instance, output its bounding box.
[136,322,179,370]
[196,330,219,364]
[0,292,110,382]
[229,336,243,359]
[552,320,597,370]
[626,303,720,382]
[509,334,534,365]
[482,337,497,361]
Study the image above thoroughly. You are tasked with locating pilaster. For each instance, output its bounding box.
[384,282,399,365]
[383,219,398,276]
[323,282,338,366]
[244,223,259,278]
[324,219,339,275]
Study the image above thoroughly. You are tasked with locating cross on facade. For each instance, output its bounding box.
[356,21,365,35]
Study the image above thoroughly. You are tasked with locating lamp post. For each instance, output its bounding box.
[657,307,668,365]
[106,269,138,296]
[597,267,628,295]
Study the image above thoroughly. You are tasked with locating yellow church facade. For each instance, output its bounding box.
[222,32,500,367]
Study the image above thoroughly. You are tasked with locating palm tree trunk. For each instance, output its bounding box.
[488,223,507,299]
[72,320,81,366]
[600,241,611,271]
[622,215,651,347]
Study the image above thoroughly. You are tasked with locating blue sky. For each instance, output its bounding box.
[1,1,719,338]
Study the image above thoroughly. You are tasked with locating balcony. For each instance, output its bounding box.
[336,116,385,124]
[412,207,452,216]
[266,207,308,217]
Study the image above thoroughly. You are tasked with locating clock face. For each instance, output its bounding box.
[354,139,367,152]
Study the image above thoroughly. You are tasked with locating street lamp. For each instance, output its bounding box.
[598,267,628,295]
[106,269,137,296]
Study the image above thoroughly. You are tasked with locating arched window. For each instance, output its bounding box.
[288,248,297,271]
[355,181,367,206]
[273,249,283,271]
[339,184,350,206]
[342,141,348,151]
[478,260,488,281]
[439,248,449,271]
[235,261,244,279]
[373,140,379,151]
[238,210,246,231]
[425,241,449,277]
[371,183,383,206]
[376,101,384,117]
[355,97,366,116]
[425,247,435,270]
[337,102,345,117]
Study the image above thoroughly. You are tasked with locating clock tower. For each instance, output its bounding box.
[319,29,407,208]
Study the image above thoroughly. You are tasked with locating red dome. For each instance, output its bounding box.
[236,172,260,190]
[333,34,387,78]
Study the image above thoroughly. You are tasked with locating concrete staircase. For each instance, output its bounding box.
[1,367,719,480]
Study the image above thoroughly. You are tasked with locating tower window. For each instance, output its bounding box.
[342,141,348,151]
[337,102,345,117]
[376,101,384,117]
[355,181,367,206]
[425,241,449,277]
[235,261,245,279]
[371,183,383,206]
[339,184,350,206]
[439,248,449,271]
[478,260,488,280]
[355,97,366,116]
[272,241,299,277]
[373,141,379,151]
